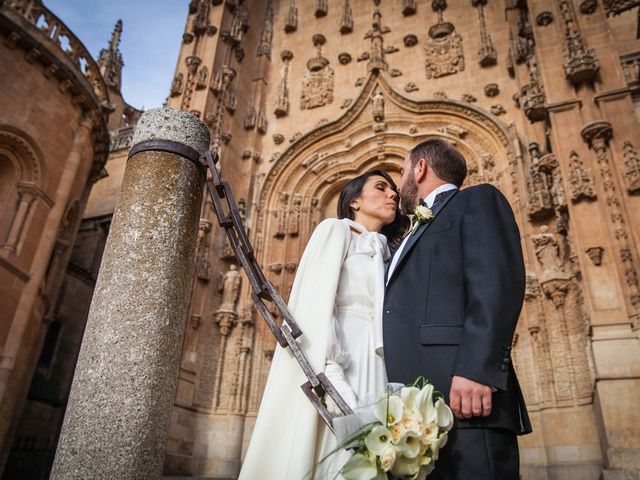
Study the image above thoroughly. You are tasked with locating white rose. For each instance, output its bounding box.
[379,446,397,472]
[414,205,434,223]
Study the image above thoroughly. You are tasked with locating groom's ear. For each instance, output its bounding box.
[414,158,428,183]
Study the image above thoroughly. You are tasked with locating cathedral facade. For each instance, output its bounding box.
[1,0,640,479]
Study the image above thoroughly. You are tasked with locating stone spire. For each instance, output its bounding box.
[97,19,124,93]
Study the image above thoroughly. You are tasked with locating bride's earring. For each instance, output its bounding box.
[351,203,360,211]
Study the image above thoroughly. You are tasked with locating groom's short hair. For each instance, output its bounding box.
[409,139,468,187]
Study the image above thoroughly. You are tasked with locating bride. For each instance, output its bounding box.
[239,169,408,479]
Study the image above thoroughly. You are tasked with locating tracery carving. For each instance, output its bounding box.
[340,0,353,34]
[363,6,390,72]
[315,0,328,17]
[170,73,184,97]
[244,107,256,130]
[473,0,497,67]
[256,0,274,60]
[403,0,417,16]
[275,50,293,117]
[622,141,640,194]
[274,192,289,238]
[284,0,298,33]
[196,66,208,90]
[520,57,546,122]
[287,194,302,236]
[424,0,464,79]
[567,150,597,202]
[301,35,334,110]
[559,0,599,85]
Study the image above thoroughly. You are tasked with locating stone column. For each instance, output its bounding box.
[51,108,210,479]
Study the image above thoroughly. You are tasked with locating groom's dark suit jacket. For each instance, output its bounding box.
[384,183,531,435]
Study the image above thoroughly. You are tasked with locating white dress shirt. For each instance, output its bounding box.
[386,183,458,282]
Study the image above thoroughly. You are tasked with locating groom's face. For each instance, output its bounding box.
[399,155,419,216]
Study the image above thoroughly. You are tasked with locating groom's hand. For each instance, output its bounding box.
[449,375,492,419]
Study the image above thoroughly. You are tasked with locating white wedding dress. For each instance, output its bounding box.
[239,218,389,480]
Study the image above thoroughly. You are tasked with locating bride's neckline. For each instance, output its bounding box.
[343,218,380,236]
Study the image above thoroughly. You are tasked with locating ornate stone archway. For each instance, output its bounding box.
[244,71,524,417]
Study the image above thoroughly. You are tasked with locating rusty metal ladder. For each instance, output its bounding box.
[200,150,353,432]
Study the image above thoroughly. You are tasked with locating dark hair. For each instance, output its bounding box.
[337,169,410,250]
[409,139,467,187]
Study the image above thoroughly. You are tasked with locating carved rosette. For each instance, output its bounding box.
[567,151,597,202]
[301,35,334,110]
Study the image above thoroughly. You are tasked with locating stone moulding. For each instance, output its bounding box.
[259,71,516,211]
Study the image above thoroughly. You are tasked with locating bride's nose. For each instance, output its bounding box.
[388,190,398,200]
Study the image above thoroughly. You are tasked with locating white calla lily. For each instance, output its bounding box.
[400,386,420,412]
[396,431,422,459]
[415,384,437,425]
[435,397,454,431]
[429,431,449,461]
[373,393,404,426]
[341,453,382,480]
[364,425,393,455]
[390,454,421,477]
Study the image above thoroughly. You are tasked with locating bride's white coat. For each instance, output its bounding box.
[239,218,389,479]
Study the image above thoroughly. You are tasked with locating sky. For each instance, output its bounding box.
[46,0,186,111]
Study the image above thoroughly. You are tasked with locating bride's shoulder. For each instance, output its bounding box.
[312,218,351,239]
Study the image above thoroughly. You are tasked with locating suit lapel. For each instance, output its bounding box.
[387,189,458,286]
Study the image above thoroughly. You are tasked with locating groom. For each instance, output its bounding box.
[384,139,531,479]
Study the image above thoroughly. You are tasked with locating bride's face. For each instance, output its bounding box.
[353,175,398,227]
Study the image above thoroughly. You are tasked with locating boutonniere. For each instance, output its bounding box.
[412,204,434,233]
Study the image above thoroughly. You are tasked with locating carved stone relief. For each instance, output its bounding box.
[403,0,417,16]
[520,57,546,122]
[622,141,640,194]
[301,35,334,110]
[256,0,274,60]
[424,1,465,79]
[284,0,297,33]
[340,0,353,34]
[567,150,597,202]
[275,50,293,117]
[315,0,328,17]
[586,246,604,266]
[484,83,499,97]
[559,0,599,85]
[473,0,497,67]
[287,194,302,236]
[371,91,385,122]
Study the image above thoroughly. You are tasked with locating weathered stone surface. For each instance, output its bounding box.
[51,109,209,479]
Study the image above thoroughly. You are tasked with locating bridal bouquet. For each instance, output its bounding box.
[332,380,453,480]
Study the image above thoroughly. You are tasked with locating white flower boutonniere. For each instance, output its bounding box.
[412,204,434,233]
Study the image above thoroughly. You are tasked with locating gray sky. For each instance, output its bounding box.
[46,0,186,111]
